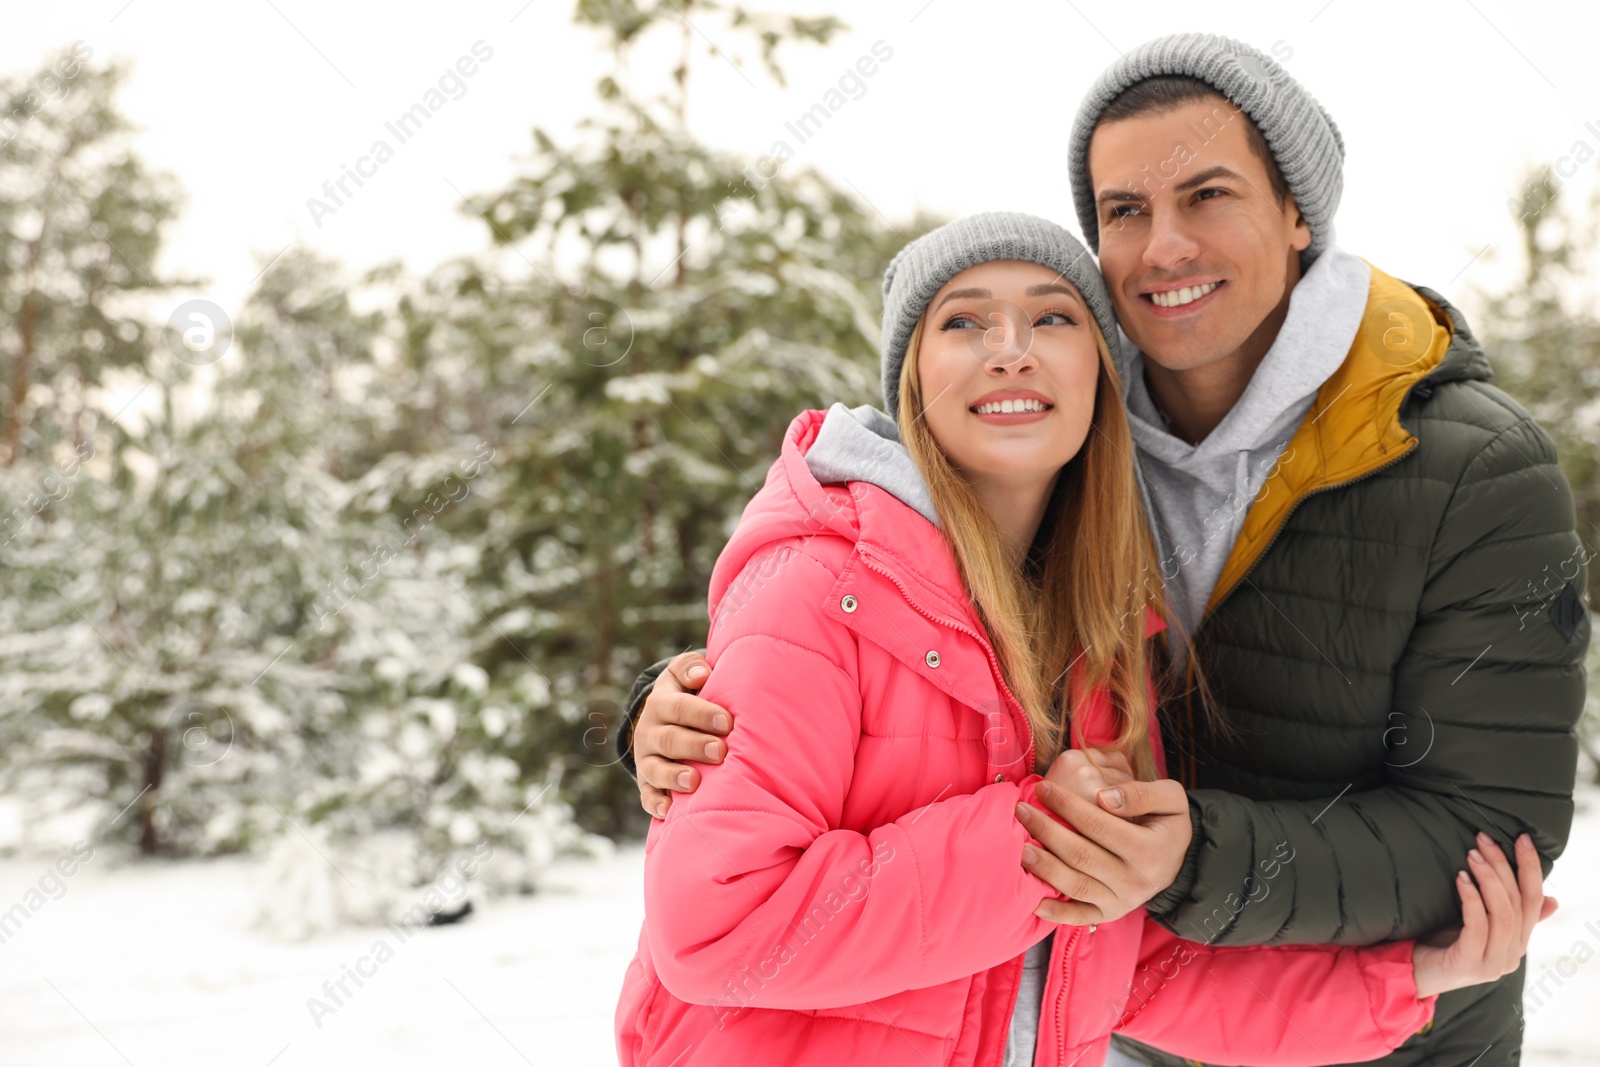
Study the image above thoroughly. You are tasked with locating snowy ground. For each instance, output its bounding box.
[2,785,1597,1066]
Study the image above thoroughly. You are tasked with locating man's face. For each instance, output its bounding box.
[1087,95,1311,373]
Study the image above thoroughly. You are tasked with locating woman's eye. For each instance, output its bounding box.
[1035,311,1077,327]
[940,314,977,330]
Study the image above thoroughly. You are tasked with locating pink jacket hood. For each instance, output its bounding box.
[617,407,1434,1067]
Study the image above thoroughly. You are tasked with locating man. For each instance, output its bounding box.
[615,33,1590,1067]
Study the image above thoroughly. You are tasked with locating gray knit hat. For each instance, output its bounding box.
[1067,33,1344,261]
[880,211,1120,418]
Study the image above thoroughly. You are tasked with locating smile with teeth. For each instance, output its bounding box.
[1147,281,1221,308]
[973,398,1050,415]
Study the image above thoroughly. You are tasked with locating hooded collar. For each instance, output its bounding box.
[1121,245,1372,464]
[804,403,939,527]
[706,407,975,631]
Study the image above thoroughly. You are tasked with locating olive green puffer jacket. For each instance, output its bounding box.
[1118,265,1589,1067]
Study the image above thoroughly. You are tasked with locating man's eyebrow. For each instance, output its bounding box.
[933,286,989,311]
[1173,165,1245,193]
[1095,164,1249,206]
[1096,188,1144,206]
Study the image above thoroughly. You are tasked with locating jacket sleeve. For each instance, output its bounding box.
[1147,414,1589,947]
[644,542,1070,1010]
[1117,919,1435,1066]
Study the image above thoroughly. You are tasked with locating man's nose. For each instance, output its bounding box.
[1142,208,1201,272]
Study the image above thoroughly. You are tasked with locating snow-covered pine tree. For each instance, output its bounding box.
[431,0,943,837]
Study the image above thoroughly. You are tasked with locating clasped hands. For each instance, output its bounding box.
[1016,747,1193,926]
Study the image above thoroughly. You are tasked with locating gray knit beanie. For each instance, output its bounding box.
[880,211,1120,418]
[1067,33,1344,261]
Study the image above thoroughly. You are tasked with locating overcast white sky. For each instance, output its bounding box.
[14,0,1600,323]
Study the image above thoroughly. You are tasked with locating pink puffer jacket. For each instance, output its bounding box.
[616,408,1435,1067]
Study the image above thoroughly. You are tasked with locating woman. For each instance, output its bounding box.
[614,213,1551,1067]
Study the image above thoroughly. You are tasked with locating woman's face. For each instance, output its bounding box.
[914,260,1102,487]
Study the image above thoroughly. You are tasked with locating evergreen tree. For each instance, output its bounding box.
[430,1,938,837]
[0,5,943,868]
[0,45,189,465]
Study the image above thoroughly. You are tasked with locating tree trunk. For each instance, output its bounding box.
[5,236,44,466]
[138,726,166,854]
[673,10,691,286]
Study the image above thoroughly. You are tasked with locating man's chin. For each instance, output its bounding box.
[1130,340,1229,373]
[1127,319,1251,373]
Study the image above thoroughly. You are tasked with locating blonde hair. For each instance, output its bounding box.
[895,309,1172,781]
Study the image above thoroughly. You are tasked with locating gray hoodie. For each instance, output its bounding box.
[804,403,938,527]
[1123,246,1371,646]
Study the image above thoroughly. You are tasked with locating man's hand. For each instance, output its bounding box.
[635,652,732,819]
[1016,749,1192,925]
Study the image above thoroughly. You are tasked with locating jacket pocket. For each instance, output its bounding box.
[809,973,972,1044]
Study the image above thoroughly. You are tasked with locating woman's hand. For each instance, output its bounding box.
[1411,833,1558,999]
[1043,746,1134,803]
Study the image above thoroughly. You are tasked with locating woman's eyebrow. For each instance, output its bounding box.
[1025,282,1079,301]
[933,283,1081,312]
[933,286,989,311]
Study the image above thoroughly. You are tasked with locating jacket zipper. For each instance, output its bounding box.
[1201,439,1420,622]
[858,552,1038,763]
[860,551,1054,1066]
[1052,925,1084,1066]
[1177,437,1420,785]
